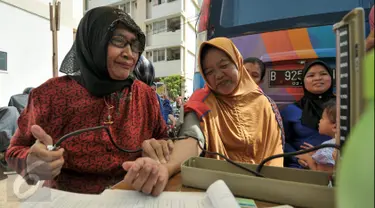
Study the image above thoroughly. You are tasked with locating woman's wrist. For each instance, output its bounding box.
[162,162,180,178]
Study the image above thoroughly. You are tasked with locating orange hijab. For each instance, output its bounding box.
[185,37,283,166]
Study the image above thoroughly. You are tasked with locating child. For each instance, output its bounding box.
[297,99,337,172]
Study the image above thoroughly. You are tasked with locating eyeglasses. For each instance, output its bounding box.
[109,36,141,53]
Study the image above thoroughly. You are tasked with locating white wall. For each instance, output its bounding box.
[147,0,181,20]
[135,0,147,32]
[185,24,196,53]
[35,0,53,4]
[86,0,123,10]
[181,0,198,97]
[184,52,195,97]
[146,30,182,49]
[0,2,74,106]
[184,0,196,20]
[153,60,181,77]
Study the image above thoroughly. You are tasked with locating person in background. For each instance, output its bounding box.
[0,106,19,168]
[149,82,167,123]
[243,57,266,85]
[8,87,34,113]
[134,56,154,86]
[296,99,337,173]
[133,55,165,120]
[365,5,374,52]
[174,96,183,118]
[5,7,169,194]
[161,94,176,127]
[151,82,157,91]
[281,60,335,169]
[122,37,285,196]
[243,57,282,142]
[176,96,183,108]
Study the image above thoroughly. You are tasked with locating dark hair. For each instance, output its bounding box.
[134,55,155,86]
[323,99,336,123]
[243,57,266,81]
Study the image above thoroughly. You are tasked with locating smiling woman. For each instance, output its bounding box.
[5,6,167,194]
[200,45,240,95]
[280,60,336,169]
[182,37,285,165]
[107,27,142,80]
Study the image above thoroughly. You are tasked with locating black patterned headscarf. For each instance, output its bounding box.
[134,55,155,86]
[60,6,146,97]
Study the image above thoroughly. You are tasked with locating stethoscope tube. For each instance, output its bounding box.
[46,126,340,178]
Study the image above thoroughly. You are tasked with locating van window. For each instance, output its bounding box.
[220,0,367,27]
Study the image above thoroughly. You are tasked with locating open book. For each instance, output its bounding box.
[21,180,241,208]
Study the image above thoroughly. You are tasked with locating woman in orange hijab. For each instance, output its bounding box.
[180,37,284,165]
[122,37,284,196]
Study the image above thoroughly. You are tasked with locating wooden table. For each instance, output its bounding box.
[112,173,279,208]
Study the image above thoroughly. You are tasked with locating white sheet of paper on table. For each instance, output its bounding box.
[21,180,240,208]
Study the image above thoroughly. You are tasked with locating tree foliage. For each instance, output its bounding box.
[159,75,184,100]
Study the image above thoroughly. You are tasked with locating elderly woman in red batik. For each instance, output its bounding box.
[6,6,170,194]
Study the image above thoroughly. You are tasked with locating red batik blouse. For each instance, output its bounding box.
[6,76,167,194]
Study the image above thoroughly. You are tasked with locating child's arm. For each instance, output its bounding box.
[311,141,336,171]
[316,164,335,174]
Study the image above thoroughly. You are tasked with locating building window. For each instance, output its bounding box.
[152,49,165,62]
[152,20,166,34]
[167,47,180,61]
[118,2,130,14]
[146,51,152,60]
[0,51,7,72]
[167,17,180,32]
[146,24,153,34]
[167,0,177,2]
[154,0,166,6]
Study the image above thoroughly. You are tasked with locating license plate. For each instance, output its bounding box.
[269,69,303,87]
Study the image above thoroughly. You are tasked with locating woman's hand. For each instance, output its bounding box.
[123,157,169,196]
[297,154,317,170]
[142,139,174,164]
[300,142,316,156]
[26,125,65,181]
[298,159,309,168]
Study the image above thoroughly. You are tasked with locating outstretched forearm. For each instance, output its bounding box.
[163,138,202,177]
[163,112,205,176]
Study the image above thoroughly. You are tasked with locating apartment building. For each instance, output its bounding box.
[85,0,200,97]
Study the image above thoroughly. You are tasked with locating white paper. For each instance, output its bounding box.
[101,190,208,208]
[20,187,103,208]
[21,180,240,208]
[205,180,241,208]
